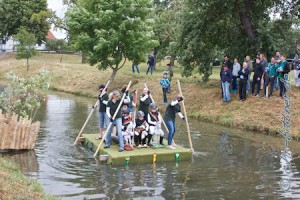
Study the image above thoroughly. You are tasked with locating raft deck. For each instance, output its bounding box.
[82,134,193,165]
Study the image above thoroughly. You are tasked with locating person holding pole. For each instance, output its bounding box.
[164,95,185,150]
[139,87,152,121]
[104,91,130,152]
[96,84,109,139]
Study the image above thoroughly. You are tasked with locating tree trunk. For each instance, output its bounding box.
[81,52,87,64]
[170,56,175,67]
[110,67,118,82]
[237,0,257,43]
[26,58,29,71]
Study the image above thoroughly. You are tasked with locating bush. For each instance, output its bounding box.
[0,70,51,120]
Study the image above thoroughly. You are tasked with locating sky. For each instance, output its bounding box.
[47,0,68,39]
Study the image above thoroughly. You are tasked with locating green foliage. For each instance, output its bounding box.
[153,0,182,62]
[46,39,68,51]
[14,28,38,71]
[66,0,159,80]
[0,0,51,42]
[177,0,300,81]
[0,70,51,120]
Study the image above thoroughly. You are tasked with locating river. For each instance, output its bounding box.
[6,92,300,199]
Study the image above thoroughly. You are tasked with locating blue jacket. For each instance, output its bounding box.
[160,78,170,89]
[221,69,232,82]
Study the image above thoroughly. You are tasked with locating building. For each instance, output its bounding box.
[0,30,56,52]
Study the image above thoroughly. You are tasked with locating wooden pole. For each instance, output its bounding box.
[94,81,132,157]
[73,80,110,145]
[266,86,269,98]
[144,83,176,146]
[177,80,194,152]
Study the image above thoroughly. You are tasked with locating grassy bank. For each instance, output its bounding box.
[0,53,299,139]
[0,157,57,200]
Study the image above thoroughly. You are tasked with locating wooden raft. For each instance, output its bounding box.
[82,134,193,165]
[0,110,40,150]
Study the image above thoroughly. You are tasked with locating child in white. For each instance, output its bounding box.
[147,103,164,147]
[121,109,135,149]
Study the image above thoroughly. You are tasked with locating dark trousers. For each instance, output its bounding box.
[146,65,154,75]
[252,76,261,95]
[264,76,275,96]
[239,79,247,100]
[134,134,142,145]
[279,78,286,97]
[232,76,238,91]
[162,88,168,103]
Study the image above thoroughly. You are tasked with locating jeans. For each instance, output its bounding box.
[132,64,140,73]
[239,79,247,100]
[221,81,230,102]
[232,76,238,91]
[162,87,168,103]
[99,112,109,128]
[146,65,154,75]
[105,118,124,150]
[246,73,251,92]
[165,120,176,145]
[279,77,287,97]
[252,76,261,95]
[264,76,275,96]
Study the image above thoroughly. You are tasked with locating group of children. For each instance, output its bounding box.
[97,84,185,152]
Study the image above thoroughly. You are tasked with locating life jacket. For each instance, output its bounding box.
[149,111,159,126]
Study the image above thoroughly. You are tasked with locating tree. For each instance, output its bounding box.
[66,0,159,81]
[46,38,68,52]
[178,0,300,81]
[153,0,183,66]
[0,0,51,43]
[14,28,38,71]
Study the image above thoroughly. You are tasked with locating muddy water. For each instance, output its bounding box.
[6,92,300,199]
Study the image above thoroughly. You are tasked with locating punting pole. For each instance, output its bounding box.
[94,81,132,157]
[177,80,194,152]
[73,80,111,145]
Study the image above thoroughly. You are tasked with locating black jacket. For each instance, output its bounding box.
[238,68,250,81]
[254,63,263,79]
[221,69,233,82]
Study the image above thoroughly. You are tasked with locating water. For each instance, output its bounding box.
[5,92,300,199]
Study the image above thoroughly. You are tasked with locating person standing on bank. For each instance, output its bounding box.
[252,58,264,97]
[105,91,130,152]
[245,56,253,93]
[164,95,185,150]
[263,57,277,98]
[146,55,155,76]
[221,65,232,102]
[232,58,241,93]
[139,87,152,120]
[277,55,290,98]
[238,62,249,101]
[96,84,109,140]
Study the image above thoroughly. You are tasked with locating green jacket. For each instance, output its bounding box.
[277,61,289,79]
[268,63,277,77]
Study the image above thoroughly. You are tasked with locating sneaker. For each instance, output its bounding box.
[143,144,148,147]
[262,95,266,98]
[172,143,177,147]
[167,145,176,150]
[119,148,124,152]
[104,146,110,149]
[255,94,259,97]
[138,144,142,148]
[251,93,255,96]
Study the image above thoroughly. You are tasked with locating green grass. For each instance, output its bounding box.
[0,157,58,200]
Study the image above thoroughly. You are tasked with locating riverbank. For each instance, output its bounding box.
[0,53,299,139]
[0,157,57,199]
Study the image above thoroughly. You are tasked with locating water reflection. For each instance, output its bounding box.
[4,92,300,199]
